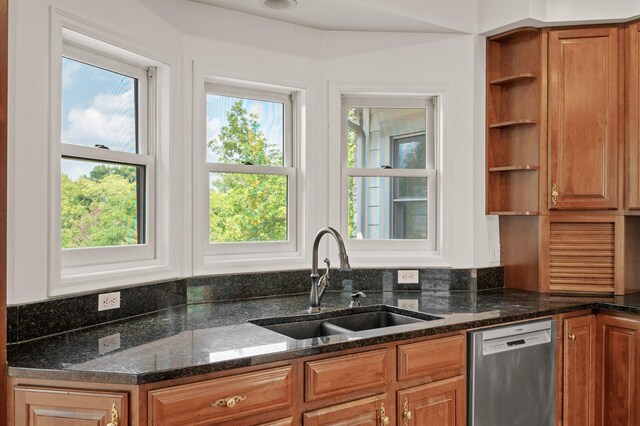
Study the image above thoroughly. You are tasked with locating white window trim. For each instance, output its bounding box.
[204,83,297,256]
[49,8,181,296]
[328,82,449,267]
[192,62,314,276]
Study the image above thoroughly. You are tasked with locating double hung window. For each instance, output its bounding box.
[204,83,297,256]
[59,43,155,269]
[342,96,437,250]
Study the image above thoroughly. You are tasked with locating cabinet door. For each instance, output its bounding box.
[549,27,619,210]
[303,394,390,426]
[564,314,596,426]
[14,386,128,426]
[397,377,465,426]
[596,314,640,426]
[627,23,640,209]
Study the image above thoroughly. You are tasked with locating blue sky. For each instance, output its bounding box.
[206,94,284,164]
[61,57,136,180]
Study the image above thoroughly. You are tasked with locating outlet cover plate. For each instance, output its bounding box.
[398,270,419,284]
[98,292,121,311]
[398,299,420,311]
[98,333,121,355]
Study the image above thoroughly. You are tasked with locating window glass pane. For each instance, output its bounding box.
[61,159,143,248]
[210,173,287,243]
[346,107,426,169]
[348,176,428,240]
[206,94,284,166]
[61,57,137,153]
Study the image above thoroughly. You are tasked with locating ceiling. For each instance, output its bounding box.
[187,0,466,33]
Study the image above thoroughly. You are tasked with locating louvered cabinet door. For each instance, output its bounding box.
[547,218,619,294]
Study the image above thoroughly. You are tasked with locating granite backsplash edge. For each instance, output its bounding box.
[7,266,503,344]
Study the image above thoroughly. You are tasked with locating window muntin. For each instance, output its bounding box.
[342,96,436,248]
[205,83,296,253]
[59,44,155,262]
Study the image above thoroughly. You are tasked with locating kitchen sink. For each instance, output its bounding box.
[250,306,442,340]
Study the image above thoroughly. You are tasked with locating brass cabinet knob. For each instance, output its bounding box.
[106,403,119,426]
[568,333,576,341]
[380,403,390,425]
[210,395,247,408]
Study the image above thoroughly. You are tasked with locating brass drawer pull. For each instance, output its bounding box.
[106,403,119,426]
[380,403,390,425]
[551,183,558,207]
[403,398,413,425]
[211,395,247,408]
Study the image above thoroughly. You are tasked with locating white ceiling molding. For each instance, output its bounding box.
[186,0,469,33]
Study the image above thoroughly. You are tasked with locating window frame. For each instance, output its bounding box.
[340,94,439,253]
[47,9,181,297]
[202,82,298,257]
[57,43,157,268]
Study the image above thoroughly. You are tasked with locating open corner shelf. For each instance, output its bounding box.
[489,165,539,172]
[489,27,539,42]
[489,73,537,86]
[487,211,541,216]
[489,119,537,129]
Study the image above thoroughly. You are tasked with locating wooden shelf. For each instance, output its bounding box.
[489,73,537,86]
[489,165,539,172]
[488,211,541,216]
[489,119,537,129]
[489,27,539,42]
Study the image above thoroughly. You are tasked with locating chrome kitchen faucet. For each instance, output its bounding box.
[308,227,351,313]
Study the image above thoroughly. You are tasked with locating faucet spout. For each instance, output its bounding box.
[309,227,351,313]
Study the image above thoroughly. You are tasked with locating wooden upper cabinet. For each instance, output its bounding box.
[627,23,640,209]
[548,27,619,210]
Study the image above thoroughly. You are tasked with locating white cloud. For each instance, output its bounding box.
[62,60,82,88]
[63,89,136,152]
[206,117,222,142]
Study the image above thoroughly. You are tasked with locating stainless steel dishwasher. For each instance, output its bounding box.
[468,318,556,426]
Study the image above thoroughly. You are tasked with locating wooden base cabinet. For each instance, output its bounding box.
[563,314,597,426]
[397,377,465,426]
[596,314,640,426]
[14,386,128,426]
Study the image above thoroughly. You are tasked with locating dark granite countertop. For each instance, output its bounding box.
[8,289,640,385]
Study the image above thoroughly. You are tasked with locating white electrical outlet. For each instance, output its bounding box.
[398,269,419,284]
[98,292,121,311]
[98,333,121,355]
[398,299,420,311]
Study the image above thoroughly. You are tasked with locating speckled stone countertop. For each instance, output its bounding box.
[8,289,640,385]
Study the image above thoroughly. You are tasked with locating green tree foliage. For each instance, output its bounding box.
[61,165,138,248]
[209,101,287,243]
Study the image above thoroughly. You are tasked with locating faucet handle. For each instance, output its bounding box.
[323,258,330,270]
[349,291,366,308]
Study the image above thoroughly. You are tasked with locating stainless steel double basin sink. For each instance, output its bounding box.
[250,306,442,340]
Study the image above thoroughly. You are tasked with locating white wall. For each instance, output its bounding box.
[8,0,497,304]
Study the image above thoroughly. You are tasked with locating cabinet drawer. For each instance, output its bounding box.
[305,349,389,402]
[398,335,465,382]
[303,394,389,425]
[149,366,293,426]
[14,386,128,426]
